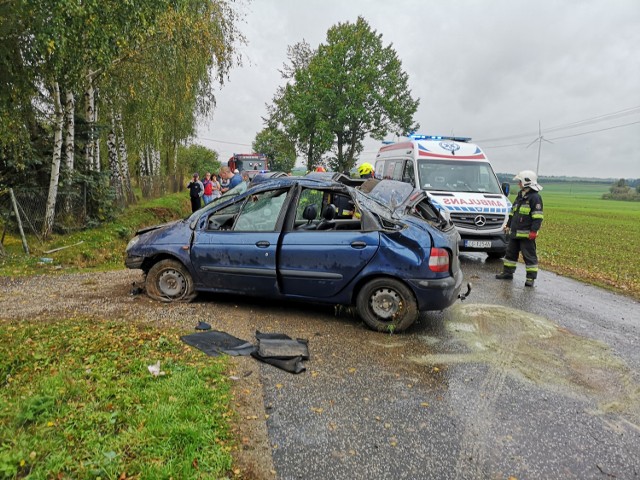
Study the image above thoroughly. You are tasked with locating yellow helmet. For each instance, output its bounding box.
[358,163,374,177]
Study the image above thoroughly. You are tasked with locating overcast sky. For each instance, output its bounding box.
[196,0,640,179]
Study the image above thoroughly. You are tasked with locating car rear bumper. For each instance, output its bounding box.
[407,269,463,311]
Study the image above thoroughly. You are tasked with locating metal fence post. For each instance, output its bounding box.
[9,188,29,255]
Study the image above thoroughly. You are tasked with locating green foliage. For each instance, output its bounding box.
[266,17,419,173]
[1,0,244,206]
[253,126,297,173]
[602,178,640,201]
[178,144,221,176]
[0,319,234,479]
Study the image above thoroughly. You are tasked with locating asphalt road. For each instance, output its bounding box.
[255,253,640,480]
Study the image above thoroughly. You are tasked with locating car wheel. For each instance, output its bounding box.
[146,259,196,302]
[356,278,418,333]
[487,250,506,260]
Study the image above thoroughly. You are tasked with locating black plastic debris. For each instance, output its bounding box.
[195,321,212,331]
[251,331,309,374]
[130,282,144,296]
[180,330,256,357]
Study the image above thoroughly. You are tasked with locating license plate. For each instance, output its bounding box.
[465,240,491,248]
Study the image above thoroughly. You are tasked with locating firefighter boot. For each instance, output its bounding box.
[525,278,535,287]
[495,272,514,280]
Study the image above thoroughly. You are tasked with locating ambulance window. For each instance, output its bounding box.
[391,161,403,180]
[402,161,415,186]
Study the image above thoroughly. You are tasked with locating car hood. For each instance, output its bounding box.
[135,219,182,236]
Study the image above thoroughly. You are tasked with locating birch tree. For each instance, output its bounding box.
[42,82,64,237]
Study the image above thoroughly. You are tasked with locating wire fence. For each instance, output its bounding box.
[0,174,185,245]
[0,185,88,243]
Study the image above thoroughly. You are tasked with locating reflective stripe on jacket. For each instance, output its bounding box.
[508,189,543,237]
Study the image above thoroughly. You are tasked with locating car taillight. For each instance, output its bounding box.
[428,247,450,273]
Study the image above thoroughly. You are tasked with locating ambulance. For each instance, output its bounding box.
[374,135,511,258]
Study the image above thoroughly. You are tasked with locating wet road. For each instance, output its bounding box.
[257,253,640,480]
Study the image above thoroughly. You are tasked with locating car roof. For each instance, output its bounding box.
[249,175,352,191]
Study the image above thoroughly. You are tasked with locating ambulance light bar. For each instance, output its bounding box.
[409,134,472,142]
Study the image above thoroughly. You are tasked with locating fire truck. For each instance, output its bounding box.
[227,153,268,178]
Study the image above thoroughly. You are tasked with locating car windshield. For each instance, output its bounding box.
[187,181,248,225]
[417,159,502,194]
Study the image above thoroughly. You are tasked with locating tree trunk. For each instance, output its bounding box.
[42,82,64,239]
[93,89,100,171]
[84,85,95,170]
[107,123,123,204]
[152,147,161,176]
[115,112,134,203]
[63,90,76,213]
[64,91,75,173]
[173,140,178,173]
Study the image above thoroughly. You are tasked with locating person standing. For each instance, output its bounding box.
[219,166,232,194]
[186,172,204,213]
[495,170,544,287]
[211,173,222,199]
[228,168,243,189]
[202,172,214,205]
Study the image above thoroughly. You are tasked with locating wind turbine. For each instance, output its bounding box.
[527,121,553,175]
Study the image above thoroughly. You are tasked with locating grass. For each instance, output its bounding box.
[0,192,192,277]
[0,319,236,479]
[514,182,640,298]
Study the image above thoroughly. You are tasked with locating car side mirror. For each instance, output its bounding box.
[501,182,510,196]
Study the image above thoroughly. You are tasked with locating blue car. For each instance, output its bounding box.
[125,177,466,332]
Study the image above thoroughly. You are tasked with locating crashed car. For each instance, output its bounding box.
[125,177,466,332]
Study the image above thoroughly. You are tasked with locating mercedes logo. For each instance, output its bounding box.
[474,215,487,227]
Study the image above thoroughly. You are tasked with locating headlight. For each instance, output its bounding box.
[126,236,140,251]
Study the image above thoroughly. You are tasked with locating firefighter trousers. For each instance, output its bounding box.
[502,238,538,279]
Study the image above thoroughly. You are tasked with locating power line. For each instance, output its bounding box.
[476,105,640,143]
[482,120,640,149]
[194,136,253,147]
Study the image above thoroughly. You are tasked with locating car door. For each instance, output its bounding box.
[190,188,289,296]
[278,187,379,298]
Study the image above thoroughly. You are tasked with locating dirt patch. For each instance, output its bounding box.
[145,207,180,222]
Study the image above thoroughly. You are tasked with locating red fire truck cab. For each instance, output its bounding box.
[227,153,268,178]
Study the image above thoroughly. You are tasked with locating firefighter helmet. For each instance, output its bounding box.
[315,166,326,172]
[357,162,374,177]
[513,170,542,191]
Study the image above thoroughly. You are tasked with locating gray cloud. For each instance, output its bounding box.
[197,0,640,178]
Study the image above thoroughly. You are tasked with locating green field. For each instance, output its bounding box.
[514,182,640,299]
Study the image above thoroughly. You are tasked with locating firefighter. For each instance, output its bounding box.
[496,170,544,287]
[358,162,374,178]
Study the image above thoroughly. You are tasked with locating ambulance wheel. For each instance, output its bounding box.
[146,259,196,302]
[356,278,418,333]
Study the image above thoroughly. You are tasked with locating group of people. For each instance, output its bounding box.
[186,166,245,213]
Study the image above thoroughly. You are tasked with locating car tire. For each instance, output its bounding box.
[356,278,418,333]
[487,250,506,260]
[146,259,196,303]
